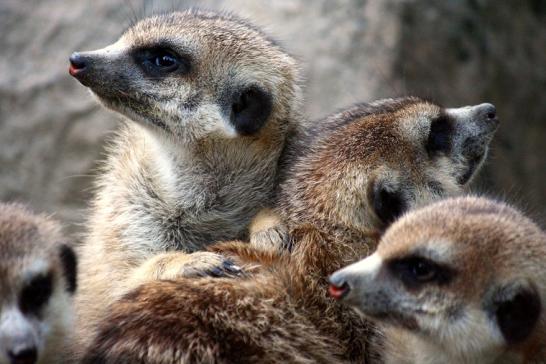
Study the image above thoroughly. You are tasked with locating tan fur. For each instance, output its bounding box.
[70,9,303,358]
[0,203,76,364]
[81,97,498,363]
[332,196,546,363]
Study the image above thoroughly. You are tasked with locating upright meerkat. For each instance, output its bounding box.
[81,97,499,363]
[68,9,302,353]
[0,203,77,364]
[330,196,546,364]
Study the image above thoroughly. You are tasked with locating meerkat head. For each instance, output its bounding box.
[69,10,300,143]
[284,97,499,232]
[0,204,77,364]
[330,197,545,362]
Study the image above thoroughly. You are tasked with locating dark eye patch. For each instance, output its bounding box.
[426,113,454,156]
[388,255,456,290]
[19,272,53,316]
[133,46,191,78]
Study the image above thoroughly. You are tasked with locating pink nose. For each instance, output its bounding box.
[68,52,87,77]
[328,282,350,300]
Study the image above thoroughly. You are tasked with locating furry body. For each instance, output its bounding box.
[82,97,499,363]
[69,9,302,356]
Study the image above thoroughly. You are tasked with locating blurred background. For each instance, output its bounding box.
[0,0,544,234]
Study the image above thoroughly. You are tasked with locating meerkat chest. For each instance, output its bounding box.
[104,134,277,253]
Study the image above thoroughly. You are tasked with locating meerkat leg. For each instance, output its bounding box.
[125,251,242,291]
[249,208,290,252]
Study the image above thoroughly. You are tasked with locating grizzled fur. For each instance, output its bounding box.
[0,203,77,364]
[81,97,498,363]
[332,197,546,364]
[70,9,302,358]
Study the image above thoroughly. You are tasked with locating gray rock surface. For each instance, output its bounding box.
[0,0,544,234]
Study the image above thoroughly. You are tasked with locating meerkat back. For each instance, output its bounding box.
[0,203,77,364]
[331,196,546,364]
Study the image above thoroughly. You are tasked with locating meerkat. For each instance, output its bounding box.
[80,97,499,363]
[68,9,302,354]
[329,196,546,364]
[251,96,500,251]
[0,203,77,364]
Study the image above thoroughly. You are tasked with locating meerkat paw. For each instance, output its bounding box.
[127,251,243,289]
[249,208,291,252]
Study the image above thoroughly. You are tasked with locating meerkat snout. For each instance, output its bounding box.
[0,203,77,364]
[331,196,546,363]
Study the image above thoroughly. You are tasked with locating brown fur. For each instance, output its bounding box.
[81,97,498,363]
[332,196,546,363]
[71,9,303,358]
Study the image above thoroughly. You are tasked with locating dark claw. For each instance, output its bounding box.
[223,260,242,274]
[209,267,225,277]
[199,259,244,278]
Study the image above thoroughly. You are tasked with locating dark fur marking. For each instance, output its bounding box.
[60,244,77,293]
[494,287,542,344]
[387,255,456,290]
[426,113,453,156]
[19,271,53,316]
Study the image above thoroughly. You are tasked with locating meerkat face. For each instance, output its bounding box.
[303,97,499,231]
[0,205,77,364]
[68,10,300,143]
[330,197,545,361]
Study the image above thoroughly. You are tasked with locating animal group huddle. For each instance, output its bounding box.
[1,9,544,364]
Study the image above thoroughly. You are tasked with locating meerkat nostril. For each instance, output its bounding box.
[8,346,38,364]
[69,52,86,69]
[69,52,87,77]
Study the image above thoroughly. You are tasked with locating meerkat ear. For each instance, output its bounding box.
[370,180,407,226]
[494,285,541,344]
[59,244,78,294]
[229,86,272,136]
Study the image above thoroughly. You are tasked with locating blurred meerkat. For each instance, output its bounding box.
[81,97,499,363]
[68,9,302,354]
[0,203,77,364]
[330,196,546,364]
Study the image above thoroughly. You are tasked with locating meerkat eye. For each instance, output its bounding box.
[426,114,453,156]
[134,47,190,77]
[19,272,53,315]
[388,256,455,289]
[154,54,177,69]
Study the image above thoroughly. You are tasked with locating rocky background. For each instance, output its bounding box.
[1,0,544,234]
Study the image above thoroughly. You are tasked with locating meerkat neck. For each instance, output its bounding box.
[92,122,278,255]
